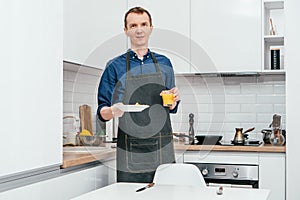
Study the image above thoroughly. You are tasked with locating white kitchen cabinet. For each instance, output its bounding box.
[262,0,285,72]
[183,151,259,164]
[191,0,262,73]
[103,159,117,185]
[0,165,109,200]
[259,153,285,200]
[128,0,191,73]
[64,0,127,69]
[175,152,184,163]
[1,0,62,178]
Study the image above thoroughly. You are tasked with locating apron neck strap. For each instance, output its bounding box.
[126,50,161,74]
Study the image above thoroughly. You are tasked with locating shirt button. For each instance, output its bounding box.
[141,62,144,65]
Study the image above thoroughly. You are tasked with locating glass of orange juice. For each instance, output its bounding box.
[161,90,174,107]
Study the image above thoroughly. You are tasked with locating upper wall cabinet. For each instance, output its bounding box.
[262,0,284,72]
[64,0,127,69]
[191,0,262,73]
[128,0,191,73]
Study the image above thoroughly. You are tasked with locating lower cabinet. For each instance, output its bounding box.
[0,165,109,200]
[259,153,286,200]
[182,151,286,200]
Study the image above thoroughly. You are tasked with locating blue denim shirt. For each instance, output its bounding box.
[97,49,178,122]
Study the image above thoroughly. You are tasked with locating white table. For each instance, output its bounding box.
[71,182,270,200]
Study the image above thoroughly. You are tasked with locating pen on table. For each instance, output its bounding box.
[136,183,155,192]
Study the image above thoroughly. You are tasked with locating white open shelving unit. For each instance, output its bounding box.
[262,0,285,73]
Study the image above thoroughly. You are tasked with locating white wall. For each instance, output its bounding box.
[285,0,300,199]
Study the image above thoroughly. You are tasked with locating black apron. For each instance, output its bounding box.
[116,50,175,183]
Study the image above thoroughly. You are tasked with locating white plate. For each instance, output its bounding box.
[115,104,149,112]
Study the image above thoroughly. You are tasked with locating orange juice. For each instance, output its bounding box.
[161,91,174,107]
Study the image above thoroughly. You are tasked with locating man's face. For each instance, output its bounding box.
[124,12,153,49]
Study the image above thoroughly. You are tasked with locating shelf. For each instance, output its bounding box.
[264,35,284,43]
[264,0,284,10]
[262,0,285,71]
[261,69,285,74]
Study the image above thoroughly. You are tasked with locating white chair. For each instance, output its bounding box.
[153,163,207,187]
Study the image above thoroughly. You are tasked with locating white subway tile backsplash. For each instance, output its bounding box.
[274,84,286,94]
[224,85,241,94]
[225,113,256,123]
[257,95,285,104]
[194,94,226,104]
[274,104,286,113]
[72,93,97,104]
[63,91,73,103]
[226,94,256,104]
[180,95,198,104]
[241,104,273,113]
[240,84,258,94]
[175,76,193,86]
[74,73,100,85]
[257,114,274,123]
[63,81,75,92]
[72,83,98,94]
[224,76,257,85]
[63,71,78,81]
[63,63,286,136]
[224,104,240,113]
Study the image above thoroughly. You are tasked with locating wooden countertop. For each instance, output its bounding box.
[61,142,285,169]
[174,143,286,153]
[62,144,117,169]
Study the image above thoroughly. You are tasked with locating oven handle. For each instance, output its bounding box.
[204,178,259,188]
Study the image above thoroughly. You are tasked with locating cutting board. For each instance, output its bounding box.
[79,104,93,135]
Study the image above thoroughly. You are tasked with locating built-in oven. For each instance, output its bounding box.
[186,163,259,188]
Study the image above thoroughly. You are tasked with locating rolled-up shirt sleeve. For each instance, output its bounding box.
[97,62,117,122]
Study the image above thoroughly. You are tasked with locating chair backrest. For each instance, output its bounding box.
[153,163,207,187]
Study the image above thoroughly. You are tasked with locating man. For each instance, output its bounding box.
[97,7,180,183]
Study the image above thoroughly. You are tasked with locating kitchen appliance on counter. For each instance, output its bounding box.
[232,127,255,145]
[186,163,259,188]
[261,114,286,145]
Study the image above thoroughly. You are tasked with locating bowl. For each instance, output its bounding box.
[76,135,106,146]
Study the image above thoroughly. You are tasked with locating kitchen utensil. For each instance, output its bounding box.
[79,104,93,134]
[136,183,155,192]
[270,128,285,146]
[269,18,276,35]
[195,135,223,145]
[233,127,255,145]
[261,128,272,144]
[63,114,80,146]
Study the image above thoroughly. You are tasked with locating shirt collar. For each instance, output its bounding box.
[128,49,151,60]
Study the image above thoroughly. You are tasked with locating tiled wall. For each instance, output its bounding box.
[63,62,286,142]
[63,62,102,134]
[172,74,286,142]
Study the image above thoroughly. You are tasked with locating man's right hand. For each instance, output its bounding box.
[100,102,124,121]
[111,102,124,118]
